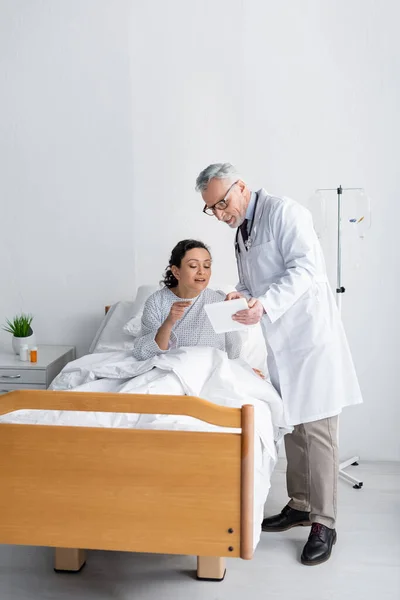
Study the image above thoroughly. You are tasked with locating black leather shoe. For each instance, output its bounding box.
[301,523,337,565]
[262,505,311,532]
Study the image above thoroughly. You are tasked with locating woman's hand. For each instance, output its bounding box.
[155,301,191,351]
[253,368,265,379]
[166,301,191,326]
[225,291,244,301]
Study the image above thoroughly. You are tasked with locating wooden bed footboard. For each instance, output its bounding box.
[0,389,254,580]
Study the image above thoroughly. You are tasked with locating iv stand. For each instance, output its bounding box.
[316,185,364,489]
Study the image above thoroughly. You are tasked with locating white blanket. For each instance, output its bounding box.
[1,347,286,550]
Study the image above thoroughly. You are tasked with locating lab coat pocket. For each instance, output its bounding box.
[284,287,330,353]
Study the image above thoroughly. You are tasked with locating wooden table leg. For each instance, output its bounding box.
[197,556,226,581]
[54,548,86,573]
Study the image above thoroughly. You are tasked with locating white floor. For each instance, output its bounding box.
[1,462,399,600]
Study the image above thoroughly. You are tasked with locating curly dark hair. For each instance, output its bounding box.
[162,239,211,289]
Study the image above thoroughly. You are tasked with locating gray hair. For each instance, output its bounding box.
[195,162,240,192]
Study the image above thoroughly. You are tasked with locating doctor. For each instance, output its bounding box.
[195,163,363,566]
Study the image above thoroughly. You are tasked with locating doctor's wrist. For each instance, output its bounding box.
[256,298,267,316]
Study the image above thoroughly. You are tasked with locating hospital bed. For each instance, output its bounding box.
[0,286,274,582]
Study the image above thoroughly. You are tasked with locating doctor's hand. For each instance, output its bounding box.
[232,298,265,325]
[225,291,244,301]
[166,301,191,325]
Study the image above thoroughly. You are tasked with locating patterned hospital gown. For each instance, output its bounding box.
[132,287,242,361]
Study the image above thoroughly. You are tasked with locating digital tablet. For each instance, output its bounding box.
[204,297,250,334]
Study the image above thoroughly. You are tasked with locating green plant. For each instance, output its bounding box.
[2,313,34,338]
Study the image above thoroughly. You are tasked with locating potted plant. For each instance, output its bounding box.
[2,313,36,355]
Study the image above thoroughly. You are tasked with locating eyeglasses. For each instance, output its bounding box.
[202,180,239,216]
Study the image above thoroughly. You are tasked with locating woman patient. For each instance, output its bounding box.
[132,239,242,361]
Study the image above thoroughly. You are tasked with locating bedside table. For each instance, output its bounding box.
[0,345,75,395]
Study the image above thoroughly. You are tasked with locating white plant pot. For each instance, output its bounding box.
[12,333,36,355]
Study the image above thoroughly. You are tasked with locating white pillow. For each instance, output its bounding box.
[123,284,159,337]
[238,325,268,373]
[89,301,137,353]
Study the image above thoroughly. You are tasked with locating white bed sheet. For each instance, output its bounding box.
[0,347,286,551]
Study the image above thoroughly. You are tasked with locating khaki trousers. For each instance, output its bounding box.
[284,416,338,529]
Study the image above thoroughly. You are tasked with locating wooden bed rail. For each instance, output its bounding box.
[0,391,255,566]
[0,389,242,429]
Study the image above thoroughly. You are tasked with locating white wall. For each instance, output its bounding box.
[129,0,246,287]
[0,1,399,461]
[0,0,135,357]
[130,0,400,461]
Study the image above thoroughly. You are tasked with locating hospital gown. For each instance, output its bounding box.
[132,287,242,361]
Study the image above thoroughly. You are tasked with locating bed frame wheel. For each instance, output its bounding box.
[197,556,226,581]
[54,548,87,573]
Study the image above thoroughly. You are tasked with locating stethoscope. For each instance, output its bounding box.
[235,192,260,255]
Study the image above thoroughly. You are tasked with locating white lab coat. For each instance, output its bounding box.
[236,189,363,426]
